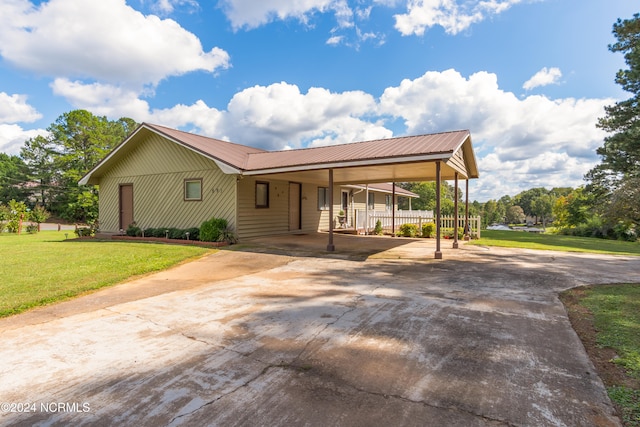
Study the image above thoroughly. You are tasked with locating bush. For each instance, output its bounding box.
[373,220,383,235]
[184,227,200,241]
[75,227,95,237]
[126,224,142,237]
[200,217,228,242]
[398,223,419,237]
[421,222,435,238]
[442,227,464,240]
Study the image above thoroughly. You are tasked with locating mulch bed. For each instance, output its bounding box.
[107,235,228,247]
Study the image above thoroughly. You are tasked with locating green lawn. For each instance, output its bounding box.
[469,230,640,256]
[579,285,640,426]
[0,231,212,317]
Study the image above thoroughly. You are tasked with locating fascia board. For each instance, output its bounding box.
[242,153,453,176]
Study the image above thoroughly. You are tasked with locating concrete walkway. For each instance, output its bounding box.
[1,237,639,426]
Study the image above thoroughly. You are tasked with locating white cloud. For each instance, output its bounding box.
[48,65,611,201]
[220,0,357,30]
[379,69,611,199]
[394,0,523,36]
[0,124,48,155]
[523,67,562,90]
[0,0,229,87]
[0,92,42,124]
[222,82,390,149]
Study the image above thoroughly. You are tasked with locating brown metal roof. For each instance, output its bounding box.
[243,130,469,171]
[80,123,477,186]
[146,123,267,170]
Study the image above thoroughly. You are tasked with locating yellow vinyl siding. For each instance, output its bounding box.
[98,133,236,233]
[237,177,290,239]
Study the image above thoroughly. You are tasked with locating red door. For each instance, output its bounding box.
[119,184,134,230]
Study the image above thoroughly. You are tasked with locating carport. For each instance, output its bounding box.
[243,130,479,258]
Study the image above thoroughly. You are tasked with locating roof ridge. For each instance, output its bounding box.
[247,129,470,157]
[144,122,267,154]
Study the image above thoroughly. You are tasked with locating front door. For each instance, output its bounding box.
[289,182,301,231]
[119,184,134,231]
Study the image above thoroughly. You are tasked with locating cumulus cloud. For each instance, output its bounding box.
[0,92,45,155]
[394,0,523,36]
[523,67,562,90]
[379,68,611,199]
[0,92,42,124]
[222,82,390,149]
[0,0,229,87]
[0,124,48,155]
[49,66,610,200]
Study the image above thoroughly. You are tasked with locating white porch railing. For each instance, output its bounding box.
[355,210,481,238]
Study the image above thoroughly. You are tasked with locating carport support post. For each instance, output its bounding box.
[327,168,335,251]
[453,172,459,249]
[435,161,442,259]
[464,179,470,241]
[391,183,396,237]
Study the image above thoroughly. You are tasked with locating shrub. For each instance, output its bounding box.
[75,227,95,237]
[373,220,383,235]
[399,223,419,237]
[166,228,183,239]
[217,226,237,244]
[422,222,435,238]
[126,223,142,237]
[442,227,464,240]
[184,227,200,241]
[200,217,228,242]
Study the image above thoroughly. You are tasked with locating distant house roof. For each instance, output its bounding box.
[80,123,478,185]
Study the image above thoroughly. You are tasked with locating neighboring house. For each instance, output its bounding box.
[80,123,478,254]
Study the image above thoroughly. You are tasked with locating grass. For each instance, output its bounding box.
[577,284,640,426]
[469,230,640,256]
[0,231,213,317]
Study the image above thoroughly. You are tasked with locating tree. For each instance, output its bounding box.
[398,181,461,214]
[0,153,30,204]
[20,135,57,208]
[482,200,504,227]
[587,13,640,233]
[505,205,526,225]
[531,194,555,230]
[20,110,137,221]
[590,13,640,183]
[514,187,549,219]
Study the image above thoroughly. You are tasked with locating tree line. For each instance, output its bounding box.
[0,110,137,223]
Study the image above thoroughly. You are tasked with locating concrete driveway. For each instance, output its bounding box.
[2,235,640,426]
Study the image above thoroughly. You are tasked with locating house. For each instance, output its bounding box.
[80,123,479,257]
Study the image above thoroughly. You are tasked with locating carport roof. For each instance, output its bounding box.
[80,123,479,185]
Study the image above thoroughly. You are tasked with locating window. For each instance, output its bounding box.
[367,192,375,210]
[256,181,269,208]
[184,179,202,201]
[385,194,393,211]
[318,187,329,210]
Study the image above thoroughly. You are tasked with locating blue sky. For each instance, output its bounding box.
[0,0,637,201]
